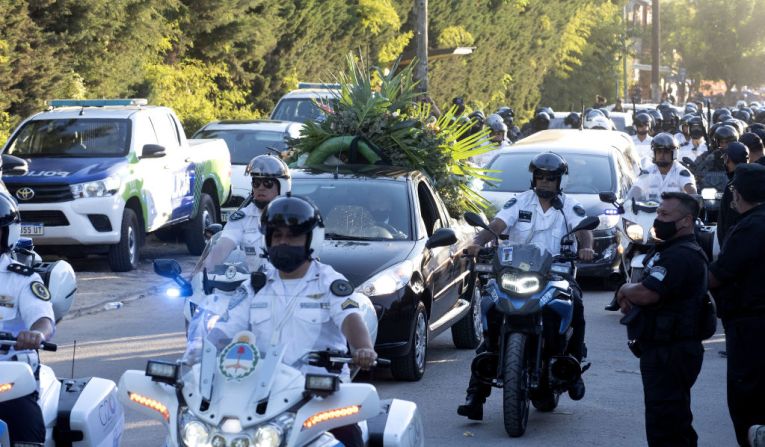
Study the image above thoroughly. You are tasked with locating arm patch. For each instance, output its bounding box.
[503,198,517,209]
[330,279,353,297]
[7,263,34,276]
[573,204,586,217]
[30,281,51,301]
[229,211,245,221]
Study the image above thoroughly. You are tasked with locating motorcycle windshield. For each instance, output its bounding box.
[497,243,553,275]
[190,231,255,279]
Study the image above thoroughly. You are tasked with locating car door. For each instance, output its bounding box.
[151,112,194,222]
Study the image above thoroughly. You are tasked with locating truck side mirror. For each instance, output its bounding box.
[141,144,166,159]
[1,154,28,176]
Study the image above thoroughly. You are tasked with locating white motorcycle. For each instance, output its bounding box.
[0,333,124,446]
[119,259,424,447]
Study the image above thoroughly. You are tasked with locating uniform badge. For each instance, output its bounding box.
[218,332,259,380]
[330,279,353,297]
[30,282,51,301]
[225,265,238,279]
[573,204,586,217]
[229,210,245,221]
[341,298,360,310]
[503,198,517,209]
[519,210,532,222]
[648,266,667,282]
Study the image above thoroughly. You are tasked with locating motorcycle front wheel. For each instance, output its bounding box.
[502,332,530,437]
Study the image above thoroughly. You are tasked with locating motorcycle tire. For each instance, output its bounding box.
[502,332,530,437]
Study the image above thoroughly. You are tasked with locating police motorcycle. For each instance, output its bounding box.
[0,334,125,446]
[462,211,600,437]
[118,258,424,447]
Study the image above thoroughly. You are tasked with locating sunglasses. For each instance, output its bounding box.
[251,178,277,189]
[534,174,559,182]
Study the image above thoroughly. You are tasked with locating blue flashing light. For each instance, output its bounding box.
[603,209,619,215]
[166,288,181,298]
[48,99,148,108]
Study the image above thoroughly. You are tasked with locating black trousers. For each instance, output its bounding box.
[725,317,765,446]
[639,340,703,447]
[465,285,586,401]
[0,392,45,444]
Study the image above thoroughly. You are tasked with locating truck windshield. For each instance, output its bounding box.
[5,119,131,157]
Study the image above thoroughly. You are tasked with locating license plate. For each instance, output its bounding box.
[20,223,44,236]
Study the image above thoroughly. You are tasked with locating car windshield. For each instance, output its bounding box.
[193,129,287,164]
[270,98,336,123]
[484,152,616,194]
[292,178,411,241]
[6,119,131,157]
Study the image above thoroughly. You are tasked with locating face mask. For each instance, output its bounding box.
[534,188,557,200]
[652,217,683,241]
[268,244,309,273]
[254,199,270,209]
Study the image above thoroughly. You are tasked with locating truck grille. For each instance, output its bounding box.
[7,184,74,203]
[20,211,70,226]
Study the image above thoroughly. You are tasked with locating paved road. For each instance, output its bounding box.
[39,243,736,446]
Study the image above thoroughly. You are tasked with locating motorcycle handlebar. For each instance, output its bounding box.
[0,338,57,352]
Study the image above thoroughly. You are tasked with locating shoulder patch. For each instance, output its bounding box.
[503,198,517,209]
[229,211,245,221]
[250,272,267,293]
[7,263,34,276]
[330,279,353,297]
[573,204,586,217]
[680,169,691,177]
[341,298,360,310]
[30,281,51,301]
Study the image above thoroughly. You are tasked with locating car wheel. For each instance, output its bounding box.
[391,302,428,381]
[184,193,217,255]
[108,209,141,272]
[451,280,483,349]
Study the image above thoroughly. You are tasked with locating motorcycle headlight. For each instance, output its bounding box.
[701,188,717,200]
[70,175,121,198]
[182,420,210,447]
[356,260,413,297]
[252,425,282,447]
[623,218,644,241]
[500,273,540,294]
[596,213,619,230]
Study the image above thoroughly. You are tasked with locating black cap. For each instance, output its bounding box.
[733,163,765,203]
[725,142,749,164]
[740,133,764,153]
[751,128,765,146]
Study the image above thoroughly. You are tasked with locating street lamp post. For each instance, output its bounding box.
[415,0,429,94]
[651,0,660,102]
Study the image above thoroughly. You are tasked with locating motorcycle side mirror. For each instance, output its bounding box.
[154,259,182,279]
[572,216,600,233]
[463,211,489,229]
[599,191,617,204]
[426,228,458,249]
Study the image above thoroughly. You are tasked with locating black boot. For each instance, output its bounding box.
[568,377,586,401]
[604,294,619,311]
[457,395,484,420]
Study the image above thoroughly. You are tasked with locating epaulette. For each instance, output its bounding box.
[503,198,517,209]
[330,279,353,297]
[573,204,586,217]
[7,263,34,276]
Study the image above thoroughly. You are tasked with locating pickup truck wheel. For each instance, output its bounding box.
[108,209,141,272]
[391,302,428,381]
[184,193,216,255]
[451,281,483,349]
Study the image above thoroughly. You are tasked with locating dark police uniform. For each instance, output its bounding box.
[717,174,739,245]
[710,197,765,446]
[626,234,707,446]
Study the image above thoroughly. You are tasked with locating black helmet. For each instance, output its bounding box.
[661,109,680,132]
[535,106,554,116]
[684,103,699,115]
[688,116,706,139]
[713,125,739,148]
[260,195,324,258]
[529,152,568,197]
[723,118,746,137]
[634,112,653,129]
[755,110,765,124]
[564,112,581,128]
[533,112,551,130]
[748,122,765,133]
[0,192,20,253]
[680,113,695,128]
[647,109,663,130]
[713,109,732,123]
[732,109,751,124]
[245,155,291,196]
[468,110,485,125]
[496,106,515,126]
[651,133,679,151]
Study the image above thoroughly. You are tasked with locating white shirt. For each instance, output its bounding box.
[632,135,654,168]
[0,254,54,362]
[213,261,371,381]
[678,141,708,162]
[220,202,265,271]
[494,190,586,255]
[674,133,691,147]
[629,161,696,202]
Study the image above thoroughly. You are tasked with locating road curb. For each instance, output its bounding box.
[63,284,165,320]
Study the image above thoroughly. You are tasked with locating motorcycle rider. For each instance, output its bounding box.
[203,154,291,271]
[521,111,551,138]
[496,106,521,142]
[628,133,697,202]
[203,195,377,447]
[0,192,55,445]
[675,114,694,146]
[717,142,749,245]
[693,125,738,206]
[632,113,654,164]
[678,116,708,162]
[472,113,511,166]
[564,112,582,129]
[457,153,594,420]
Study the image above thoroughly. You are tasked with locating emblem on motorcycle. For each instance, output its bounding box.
[15,187,35,201]
[219,333,259,380]
[225,265,237,279]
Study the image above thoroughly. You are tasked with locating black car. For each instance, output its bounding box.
[479,130,638,287]
[291,165,482,381]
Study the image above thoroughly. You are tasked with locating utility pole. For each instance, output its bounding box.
[415,0,428,94]
[651,0,660,102]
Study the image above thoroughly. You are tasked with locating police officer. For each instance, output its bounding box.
[678,116,708,162]
[203,155,291,271]
[694,125,738,217]
[633,113,654,162]
[709,164,765,446]
[741,131,765,165]
[218,195,377,447]
[629,133,697,201]
[0,192,55,445]
[520,111,551,138]
[616,192,707,447]
[717,142,749,245]
[472,113,511,166]
[496,106,521,142]
[457,153,594,420]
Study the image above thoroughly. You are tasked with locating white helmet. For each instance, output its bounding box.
[584,115,612,130]
[0,192,20,253]
[245,155,292,197]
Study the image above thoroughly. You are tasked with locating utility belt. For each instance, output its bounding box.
[627,308,700,343]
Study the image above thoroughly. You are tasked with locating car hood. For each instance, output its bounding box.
[317,240,416,287]
[2,157,127,185]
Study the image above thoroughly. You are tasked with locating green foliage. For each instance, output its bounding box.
[437,26,475,48]
[379,32,414,65]
[358,0,401,35]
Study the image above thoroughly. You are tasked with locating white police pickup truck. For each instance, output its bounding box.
[1,99,232,271]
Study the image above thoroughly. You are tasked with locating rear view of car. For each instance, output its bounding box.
[270,83,339,124]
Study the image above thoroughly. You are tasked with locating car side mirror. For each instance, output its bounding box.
[154,259,182,278]
[599,191,617,204]
[141,144,166,159]
[1,154,28,176]
[426,228,457,249]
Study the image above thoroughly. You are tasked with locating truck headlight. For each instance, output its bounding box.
[500,273,541,294]
[181,420,210,447]
[356,260,413,297]
[70,175,121,198]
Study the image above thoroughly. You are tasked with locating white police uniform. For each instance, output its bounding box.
[0,253,54,366]
[674,132,691,147]
[218,261,371,382]
[679,141,708,162]
[630,160,696,202]
[494,190,586,255]
[220,202,265,271]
